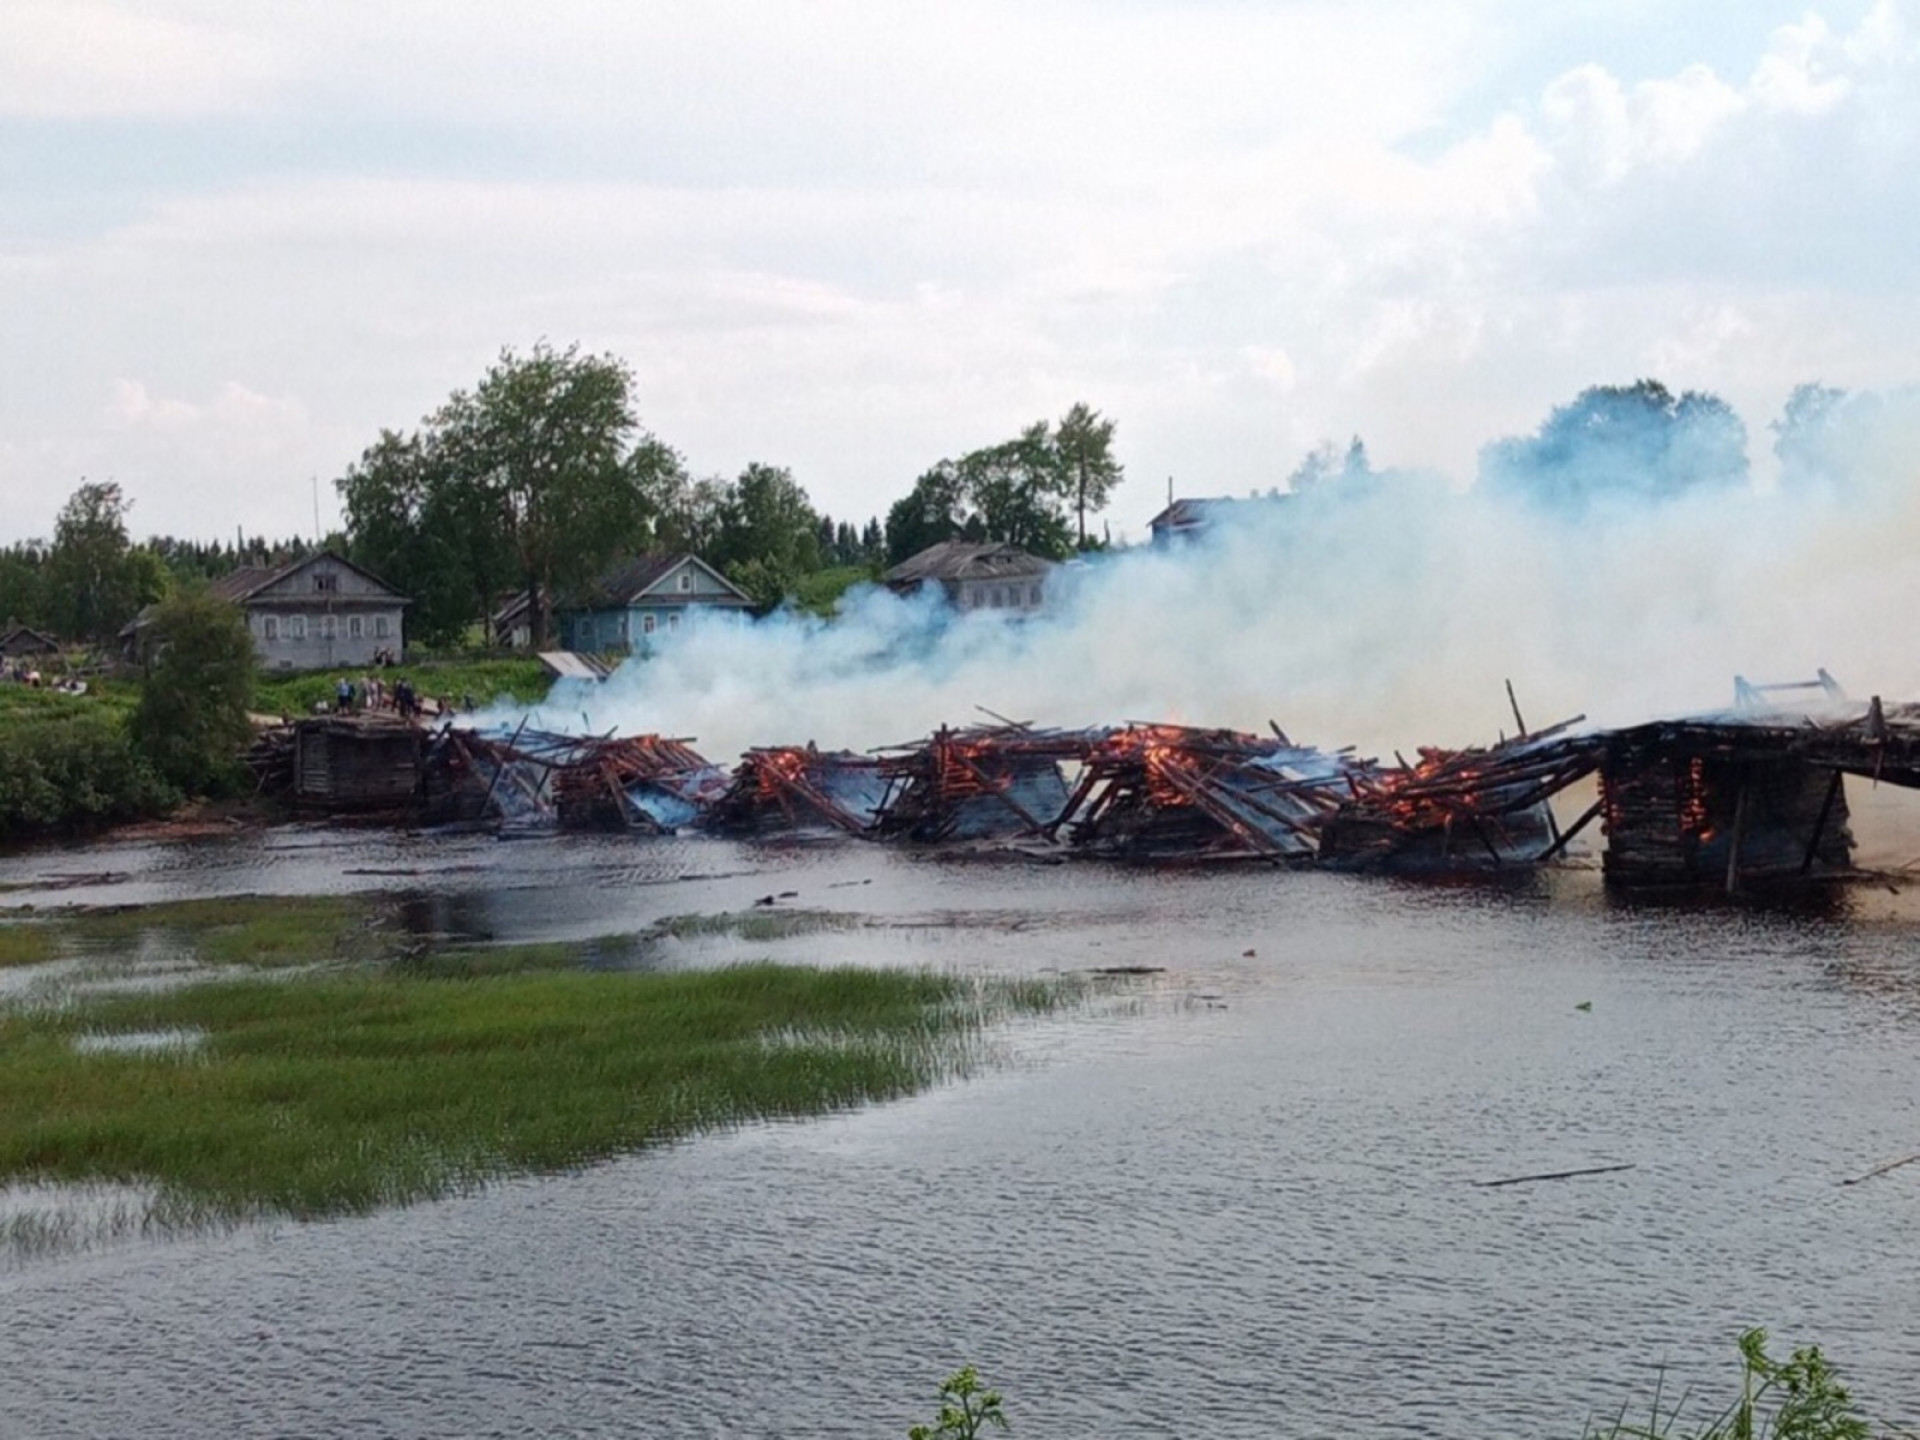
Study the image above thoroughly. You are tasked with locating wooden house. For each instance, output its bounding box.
[554,555,753,654]
[883,541,1053,614]
[124,552,408,671]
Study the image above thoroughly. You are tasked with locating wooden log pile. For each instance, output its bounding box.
[244,724,296,795]
[700,745,891,837]
[871,723,1101,843]
[1064,723,1368,862]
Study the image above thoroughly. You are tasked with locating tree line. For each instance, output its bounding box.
[0,482,327,648]
[335,342,1127,647]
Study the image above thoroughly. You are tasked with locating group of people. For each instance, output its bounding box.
[332,673,425,718]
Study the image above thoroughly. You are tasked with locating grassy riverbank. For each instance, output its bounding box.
[251,656,552,718]
[0,896,1059,1231]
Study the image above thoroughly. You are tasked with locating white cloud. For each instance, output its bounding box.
[0,1,278,118]
[3,2,1919,546]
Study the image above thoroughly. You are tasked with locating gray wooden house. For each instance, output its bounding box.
[883,541,1054,613]
[126,552,408,671]
[556,555,753,653]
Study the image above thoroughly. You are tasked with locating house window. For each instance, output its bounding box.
[643,614,657,634]
[679,572,692,591]
[375,615,390,638]
[314,573,338,593]
[320,615,337,640]
[667,613,680,630]
[349,616,364,639]
[290,615,307,640]
[1028,585,1040,605]
[263,616,279,641]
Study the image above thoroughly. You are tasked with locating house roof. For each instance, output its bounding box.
[121,550,408,637]
[212,551,409,605]
[1146,497,1231,532]
[579,554,751,607]
[884,541,1054,587]
[0,624,60,654]
[208,566,281,602]
[1145,494,1290,536]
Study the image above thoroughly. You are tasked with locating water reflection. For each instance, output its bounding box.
[1,832,1918,1436]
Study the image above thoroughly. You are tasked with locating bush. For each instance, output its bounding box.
[0,711,178,841]
[130,586,257,796]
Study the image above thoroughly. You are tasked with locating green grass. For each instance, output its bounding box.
[0,924,59,968]
[1589,1328,1872,1440]
[251,657,551,717]
[0,962,1046,1222]
[0,894,1064,1229]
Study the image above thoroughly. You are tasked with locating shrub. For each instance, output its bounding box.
[0,711,178,840]
[130,586,256,796]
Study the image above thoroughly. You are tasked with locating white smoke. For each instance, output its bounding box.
[495,391,1920,766]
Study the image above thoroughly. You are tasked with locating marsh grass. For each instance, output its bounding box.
[0,924,58,968]
[0,962,1049,1223]
[0,894,1069,1234]
[49,894,379,969]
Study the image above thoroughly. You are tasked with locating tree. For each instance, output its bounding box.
[1054,401,1124,548]
[1479,379,1748,510]
[130,584,257,796]
[42,481,166,644]
[0,543,48,631]
[1288,435,1374,494]
[339,429,505,648]
[958,422,1075,558]
[648,470,728,557]
[710,463,824,613]
[885,463,968,566]
[337,344,680,648]
[434,343,657,646]
[885,404,1123,565]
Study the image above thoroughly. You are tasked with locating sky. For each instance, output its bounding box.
[3,0,1917,547]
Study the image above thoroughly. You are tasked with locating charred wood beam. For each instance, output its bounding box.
[1535,799,1604,863]
[1800,768,1846,876]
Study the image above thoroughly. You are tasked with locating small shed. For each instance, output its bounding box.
[292,716,424,812]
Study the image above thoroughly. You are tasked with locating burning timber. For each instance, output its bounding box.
[235,671,1920,897]
[871,724,1097,844]
[1318,719,1600,873]
[1063,724,1370,862]
[418,726,725,833]
[700,746,891,837]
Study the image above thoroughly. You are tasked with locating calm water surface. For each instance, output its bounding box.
[3,829,1919,1438]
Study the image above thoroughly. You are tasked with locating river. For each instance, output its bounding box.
[3,826,1918,1437]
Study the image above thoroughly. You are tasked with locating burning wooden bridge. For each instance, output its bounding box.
[255,672,1920,893]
